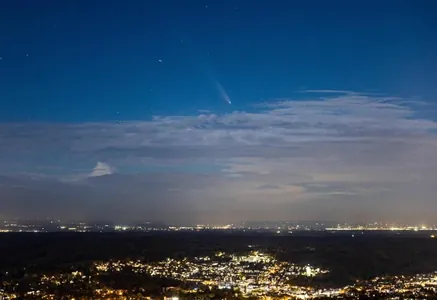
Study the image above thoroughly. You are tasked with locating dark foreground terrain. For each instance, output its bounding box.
[1,231,437,299]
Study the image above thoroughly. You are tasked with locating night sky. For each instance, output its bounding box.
[1,0,437,224]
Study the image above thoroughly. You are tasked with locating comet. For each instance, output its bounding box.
[215,81,232,104]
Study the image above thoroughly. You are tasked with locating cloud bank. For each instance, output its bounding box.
[1,92,436,224]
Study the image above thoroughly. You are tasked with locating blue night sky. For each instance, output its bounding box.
[0,1,437,224]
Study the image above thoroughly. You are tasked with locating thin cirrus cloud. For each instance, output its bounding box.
[89,162,114,178]
[0,91,436,224]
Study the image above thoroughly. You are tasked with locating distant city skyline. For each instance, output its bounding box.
[1,1,437,223]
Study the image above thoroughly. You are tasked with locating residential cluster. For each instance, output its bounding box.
[94,251,329,297]
[2,249,437,299]
[342,272,437,298]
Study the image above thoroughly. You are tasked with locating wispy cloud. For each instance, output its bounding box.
[89,162,114,177]
[0,92,436,223]
[299,89,357,94]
